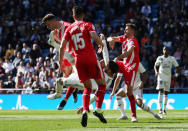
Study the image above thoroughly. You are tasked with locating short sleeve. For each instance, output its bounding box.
[87,23,96,33]
[155,56,161,66]
[63,28,71,42]
[138,63,146,73]
[127,41,135,49]
[172,57,179,67]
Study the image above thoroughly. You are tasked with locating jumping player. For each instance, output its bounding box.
[60,6,107,127]
[42,14,78,108]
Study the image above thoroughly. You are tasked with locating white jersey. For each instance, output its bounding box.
[133,63,146,89]
[155,55,179,82]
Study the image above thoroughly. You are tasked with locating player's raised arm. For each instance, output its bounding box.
[107,36,120,43]
[99,34,109,66]
[90,31,104,47]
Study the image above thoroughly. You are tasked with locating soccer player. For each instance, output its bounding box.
[154,46,179,114]
[42,14,78,108]
[111,62,163,120]
[60,6,107,127]
[108,23,139,122]
[48,34,118,113]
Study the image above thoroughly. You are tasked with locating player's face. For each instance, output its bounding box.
[45,20,57,30]
[163,47,169,56]
[124,26,132,37]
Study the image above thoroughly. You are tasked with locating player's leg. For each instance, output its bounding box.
[93,78,107,123]
[57,86,75,110]
[163,81,170,114]
[116,88,128,120]
[47,78,63,100]
[81,79,92,127]
[134,89,163,120]
[157,80,164,113]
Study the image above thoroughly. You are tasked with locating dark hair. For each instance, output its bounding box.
[126,23,137,32]
[72,6,84,18]
[108,61,119,74]
[42,13,56,24]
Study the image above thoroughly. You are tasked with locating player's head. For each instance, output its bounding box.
[163,46,169,56]
[124,23,136,38]
[105,61,119,77]
[72,6,84,21]
[42,13,59,30]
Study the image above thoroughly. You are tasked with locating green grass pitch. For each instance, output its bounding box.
[0,110,188,131]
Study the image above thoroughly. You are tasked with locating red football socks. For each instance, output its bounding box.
[65,86,75,100]
[95,85,106,109]
[83,88,92,112]
[128,95,137,117]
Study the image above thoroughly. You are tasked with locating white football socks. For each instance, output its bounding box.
[158,92,163,110]
[116,96,126,117]
[163,95,168,110]
[141,103,156,116]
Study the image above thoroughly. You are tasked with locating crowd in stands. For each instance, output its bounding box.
[0,0,187,94]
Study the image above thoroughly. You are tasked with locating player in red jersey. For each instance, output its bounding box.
[42,14,78,109]
[60,6,107,127]
[108,23,140,122]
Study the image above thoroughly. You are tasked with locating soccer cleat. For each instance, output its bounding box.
[81,112,88,127]
[47,93,62,100]
[57,100,67,110]
[131,117,138,122]
[159,109,163,114]
[77,107,83,114]
[118,115,128,120]
[73,89,78,103]
[163,110,167,115]
[93,111,107,123]
[154,114,163,120]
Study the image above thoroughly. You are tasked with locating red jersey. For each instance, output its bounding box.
[63,21,97,60]
[118,36,140,71]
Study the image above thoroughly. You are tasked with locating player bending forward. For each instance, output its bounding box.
[60,6,107,127]
[112,62,163,120]
[154,46,179,114]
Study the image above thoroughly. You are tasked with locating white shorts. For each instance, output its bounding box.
[133,88,143,100]
[62,72,98,91]
[156,80,170,92]
[120,87,143,100]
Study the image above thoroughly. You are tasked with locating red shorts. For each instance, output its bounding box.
[75,57,104,83]
[122,66,138,87]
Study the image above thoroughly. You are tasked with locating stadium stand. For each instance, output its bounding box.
[0,0,187,94]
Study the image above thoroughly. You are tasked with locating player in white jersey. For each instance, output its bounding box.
[47,34,119,110]
[154,46,179,114]
[42,14,78,106]
[111,62,163,121]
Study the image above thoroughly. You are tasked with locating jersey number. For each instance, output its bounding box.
[72,33,85,50]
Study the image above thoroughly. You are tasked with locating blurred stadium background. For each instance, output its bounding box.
[0,0,188,130]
